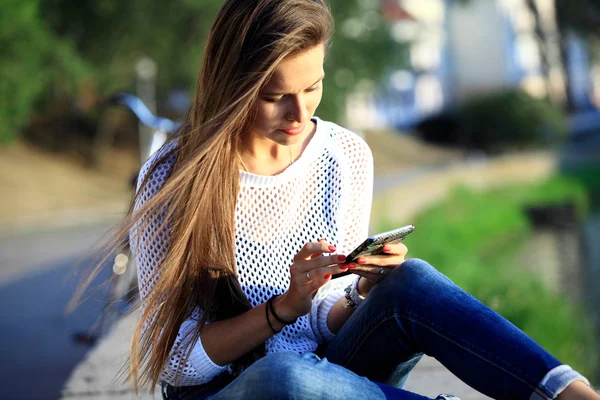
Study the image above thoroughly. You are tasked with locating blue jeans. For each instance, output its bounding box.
[162,259,589,399]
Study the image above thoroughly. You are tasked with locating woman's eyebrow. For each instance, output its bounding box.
[262,74,325,96]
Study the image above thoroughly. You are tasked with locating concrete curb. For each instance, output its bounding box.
[60,312,160,400]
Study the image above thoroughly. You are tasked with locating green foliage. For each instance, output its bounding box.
[459,90,569,153]
[0,0,87,143]
[40,0,221,94]
[562,164,600,192]
[36,0,403,119]
[562,164,600,211]
[1,0,404,144]
[486,176,590,219]
[556,0,600,40]
[319,0,405,120]
[381,177,598,380]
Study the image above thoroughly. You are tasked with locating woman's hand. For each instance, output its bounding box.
[275,240,349,320]
[352,242,408,295]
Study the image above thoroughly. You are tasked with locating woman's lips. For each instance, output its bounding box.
[278,124,305,135]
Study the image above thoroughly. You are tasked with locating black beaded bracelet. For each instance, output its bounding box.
[267,295,298,326]
[265,299,280,334]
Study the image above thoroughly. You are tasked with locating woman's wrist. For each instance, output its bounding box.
[265,294,299,334]
[273,293,301,321]
[357,277,374,296]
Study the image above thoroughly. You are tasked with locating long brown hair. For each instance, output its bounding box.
[72,0,333,392]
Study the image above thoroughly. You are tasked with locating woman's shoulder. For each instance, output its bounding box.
[136,139,178,195]
[318,119,373,163]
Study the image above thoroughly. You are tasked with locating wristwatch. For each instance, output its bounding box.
[344,277,366,308]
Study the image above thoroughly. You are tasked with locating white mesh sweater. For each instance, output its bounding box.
[132,117,373,386]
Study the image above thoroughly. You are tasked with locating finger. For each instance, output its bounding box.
[291,253,346,281]
[305,264,349,283]
[351,270,384,284]
[356,255,405,267]
[381,242,408,256]
[295,241,336,262]
[298,254,347,273]
[310,238,330,259]
[353,264,395,275]
[292,254,346,279]
[308,272,332,293]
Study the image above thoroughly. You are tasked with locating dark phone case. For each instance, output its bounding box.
[333,225,414,279]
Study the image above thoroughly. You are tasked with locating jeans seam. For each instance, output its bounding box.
[532,386,552,399]
[343,311,539,396]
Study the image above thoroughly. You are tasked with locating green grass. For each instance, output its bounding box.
[561,164,600,211]
[377,176,599,381]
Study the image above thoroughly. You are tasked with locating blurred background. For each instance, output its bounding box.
[1,0,599,399]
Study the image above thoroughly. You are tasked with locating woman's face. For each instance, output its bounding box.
[248,44,325,146]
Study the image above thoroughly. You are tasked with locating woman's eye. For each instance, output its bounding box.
[306,86,318,93]
[263,97,280,103]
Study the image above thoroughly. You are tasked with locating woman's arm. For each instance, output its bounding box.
[200,297,290,365]
[203,241,348,365]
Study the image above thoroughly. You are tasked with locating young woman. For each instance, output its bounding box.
[120,0,598,398]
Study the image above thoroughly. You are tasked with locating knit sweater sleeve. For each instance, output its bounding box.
[131,142,228,386]
[309,129,374,343]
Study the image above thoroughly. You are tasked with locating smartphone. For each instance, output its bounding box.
[332,225,415,278]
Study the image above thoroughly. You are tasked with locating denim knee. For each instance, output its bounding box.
[214,352,392,399]
[366,259,454,308]
[246,350,309,381]
[382,258,449,290]
[233,351,319,399]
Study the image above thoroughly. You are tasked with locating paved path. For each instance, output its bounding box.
[0,222,120,400]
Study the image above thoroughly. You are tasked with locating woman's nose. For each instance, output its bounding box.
[286,96,308,122]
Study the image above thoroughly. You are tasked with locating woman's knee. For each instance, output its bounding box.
[248,351,309,378]
[375,258,453,298]
[236,351,321,398]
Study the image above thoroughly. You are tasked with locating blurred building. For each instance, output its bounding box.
[347,0,600,130]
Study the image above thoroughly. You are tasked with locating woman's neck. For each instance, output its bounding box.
[238,120,316,176]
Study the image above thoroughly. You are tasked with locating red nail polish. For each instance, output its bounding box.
[357,258,367,264]
[337,255,346,262]
[383,246,391,252]
[347,263,356,269]
[324,273,331,280]
[328,245,336,252]
[340,265,348,271]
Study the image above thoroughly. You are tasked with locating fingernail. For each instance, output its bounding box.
[383,246,391,252]
[347,263,356,269]
[357,257,367,264]
[337,255,346,262]
[324,273,331,280]
[328,245,336,252]
[340,265,348,271]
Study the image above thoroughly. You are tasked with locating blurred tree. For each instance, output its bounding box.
[319,0,405,120]
[555,0,600,110]
[457,0,600,111]
[556,0,600,40]
[0,0,87,143]
[40,0,221,97]
[524,0,553,99]
[459,89,568,153]
[38,0,403,121]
